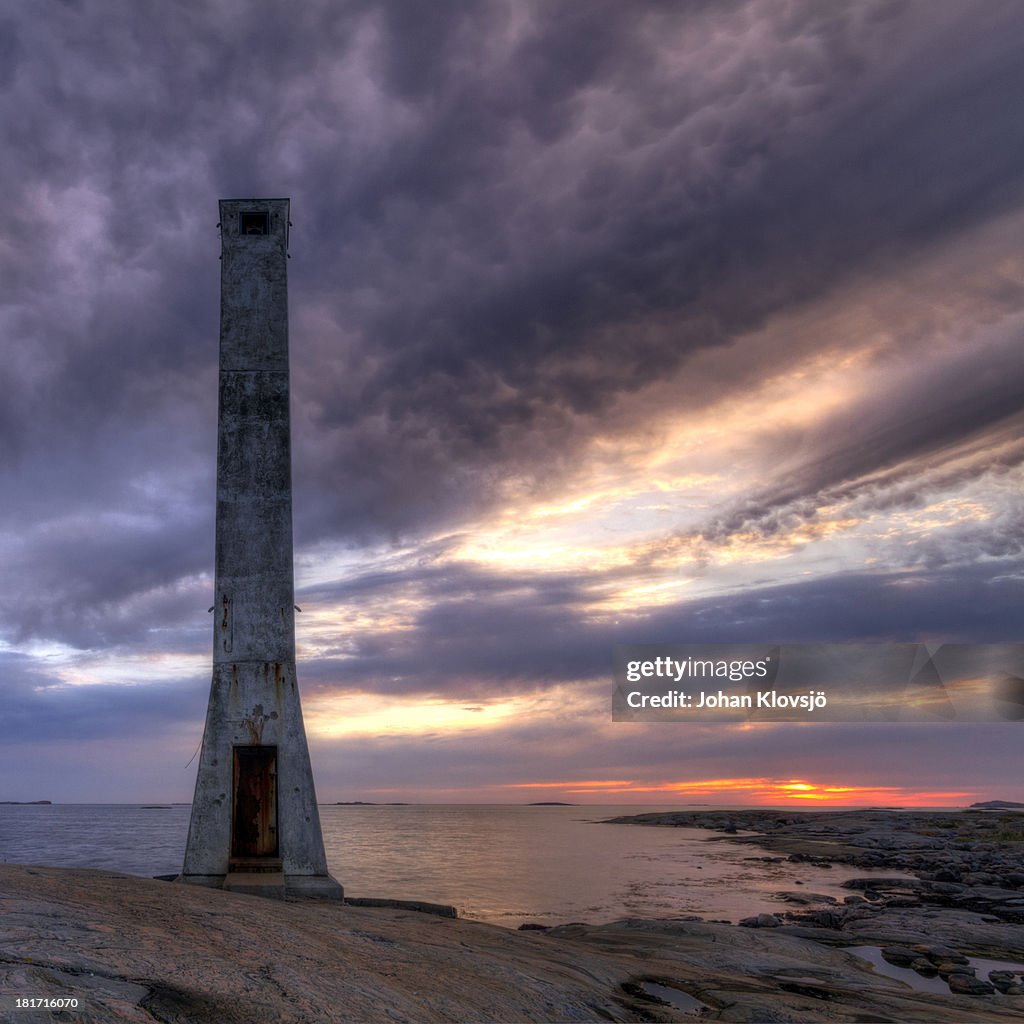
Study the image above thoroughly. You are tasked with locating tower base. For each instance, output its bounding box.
[224,872,286,899]
[285,874,344,901]
[177,872,343,902]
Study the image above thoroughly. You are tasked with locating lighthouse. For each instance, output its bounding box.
[180,199,342,900]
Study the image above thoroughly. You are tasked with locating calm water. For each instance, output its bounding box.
[0,803,902,926]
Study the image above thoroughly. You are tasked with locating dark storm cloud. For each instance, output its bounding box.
[645,564,1024,645]
[305,581,606,695]
[3,0,1024,656]
[298,557,1024,699]
[0,498,214,648]
[0,652,207,744]
[286,0,1024,544]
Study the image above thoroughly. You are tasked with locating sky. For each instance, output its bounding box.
[2,0,1023,806]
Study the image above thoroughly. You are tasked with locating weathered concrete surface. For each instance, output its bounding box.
[3,865,1023,1023]
[181,199,339,897]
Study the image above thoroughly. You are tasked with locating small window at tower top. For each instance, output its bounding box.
[240,211,270,236]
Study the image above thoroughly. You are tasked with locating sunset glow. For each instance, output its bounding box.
[504,778,976,807]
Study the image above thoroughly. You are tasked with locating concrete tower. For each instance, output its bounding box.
[180,199,342,900]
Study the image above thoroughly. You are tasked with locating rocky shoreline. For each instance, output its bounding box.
[604,807,1024,1004]
[1,840,1023,1022]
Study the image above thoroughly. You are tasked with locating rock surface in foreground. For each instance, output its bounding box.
[3,865,1024,1022]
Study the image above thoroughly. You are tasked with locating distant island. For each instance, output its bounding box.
[527,801,576,806]
[0,800,51,805]
[332,801,409,806]
[968,799,1024,809]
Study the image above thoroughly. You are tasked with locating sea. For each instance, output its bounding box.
[0,803,904,927]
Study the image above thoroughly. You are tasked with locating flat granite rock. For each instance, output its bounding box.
[3,865,1024,1023]
[4,865,631,1024]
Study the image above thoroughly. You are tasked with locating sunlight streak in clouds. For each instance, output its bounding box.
[305,685,585,739]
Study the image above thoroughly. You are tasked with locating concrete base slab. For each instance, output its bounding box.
[286,874,344,901]
[177,872,343,902]
[175,874,225,889]
[223,872,286,899]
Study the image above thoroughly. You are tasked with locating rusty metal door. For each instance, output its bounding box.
[232,745,278,857]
